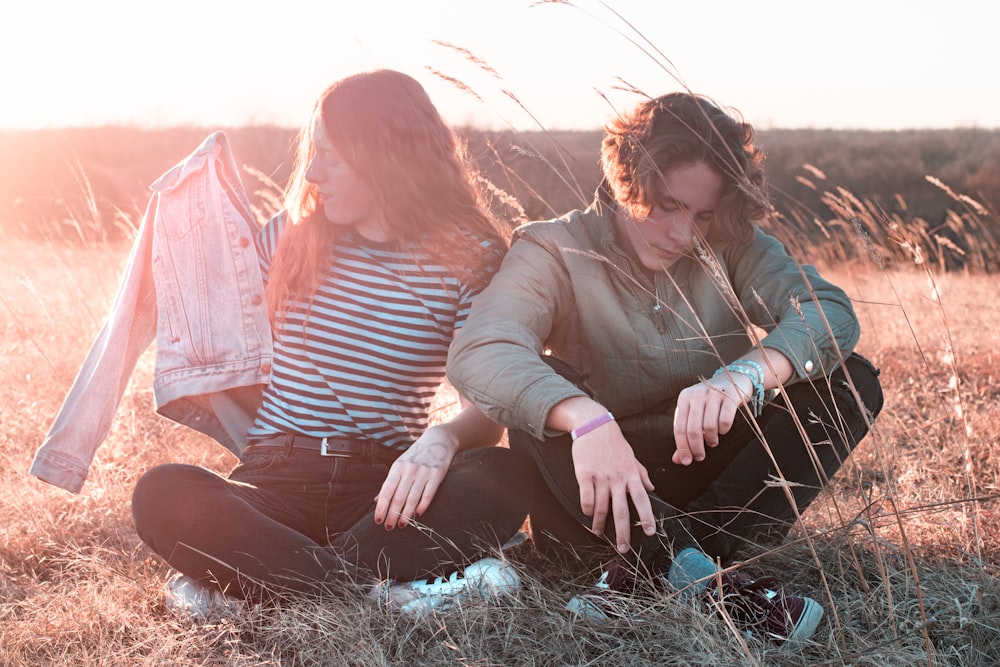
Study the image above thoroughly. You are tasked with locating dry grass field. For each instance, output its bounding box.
[1,174,999,664]
[1,233,998,666]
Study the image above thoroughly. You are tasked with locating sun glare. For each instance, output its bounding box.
[2,1,998,131]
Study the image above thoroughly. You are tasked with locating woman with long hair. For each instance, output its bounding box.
[131,69,528,615]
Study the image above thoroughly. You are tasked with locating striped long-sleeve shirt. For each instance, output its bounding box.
[246,215,498,452]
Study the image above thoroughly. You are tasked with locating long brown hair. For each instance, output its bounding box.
[265,69,508,319]
[601,92,769,246]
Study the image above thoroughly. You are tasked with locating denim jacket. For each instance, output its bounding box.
[30,132,273,493]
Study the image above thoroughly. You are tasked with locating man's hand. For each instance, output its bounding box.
[672,371,752,465]
[571,420,656,553]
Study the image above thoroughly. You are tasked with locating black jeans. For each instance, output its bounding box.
[131,445,529,601]
[510,353,884,570]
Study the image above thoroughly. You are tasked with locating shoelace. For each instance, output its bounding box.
[709,574,782,625]
[597,561,639,592]
[411,571,465,595]
[592,571,611,591]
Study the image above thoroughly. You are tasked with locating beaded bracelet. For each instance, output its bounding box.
[570,411,615,440]
[713,362,765,417]
[730,361,765,415]
[730,359,764,388]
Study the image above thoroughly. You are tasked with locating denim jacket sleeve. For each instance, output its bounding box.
[30,132,273,494]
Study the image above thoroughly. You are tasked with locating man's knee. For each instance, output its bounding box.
[841,352,884,419]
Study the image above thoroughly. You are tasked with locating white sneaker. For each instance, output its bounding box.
[163,573,243,620]
[378,557,521,617]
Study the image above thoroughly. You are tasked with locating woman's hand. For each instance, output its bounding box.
[373,425,459,530]
[372,399,503,530]
[672,372,752,466]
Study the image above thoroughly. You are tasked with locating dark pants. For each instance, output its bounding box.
[510,353,884,570]
[131,445,529,601]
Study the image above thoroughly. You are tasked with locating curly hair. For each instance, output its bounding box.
[266,69,508,319]
[600,92,770,245]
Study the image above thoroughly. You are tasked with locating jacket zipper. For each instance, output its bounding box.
[608,245,666,333]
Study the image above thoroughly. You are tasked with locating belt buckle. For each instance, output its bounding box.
[319,437,351,458]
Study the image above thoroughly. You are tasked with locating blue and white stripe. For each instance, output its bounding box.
[246,215,490,451]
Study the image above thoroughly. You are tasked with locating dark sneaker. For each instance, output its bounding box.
[704,570,823,649]
[564,560,644,623]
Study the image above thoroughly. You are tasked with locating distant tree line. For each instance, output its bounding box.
[2,125,998,270]
[468,128,1000,271]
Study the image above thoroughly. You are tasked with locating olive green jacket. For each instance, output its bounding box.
[447,197,860,440]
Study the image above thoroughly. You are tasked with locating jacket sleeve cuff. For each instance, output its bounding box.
[29,449,89,494]
[459,373,587,442]
[760,319,859,380]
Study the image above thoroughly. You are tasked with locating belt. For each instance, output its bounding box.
[244,433,400,465]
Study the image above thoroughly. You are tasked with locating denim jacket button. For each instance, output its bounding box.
[251,295,262,305]
[804,360,815,373]
[239,237,250,248]
[261,363,272,374]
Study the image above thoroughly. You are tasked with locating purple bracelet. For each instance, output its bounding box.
[570,411,615,440]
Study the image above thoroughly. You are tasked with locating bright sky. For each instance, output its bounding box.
[2,0,997,132]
